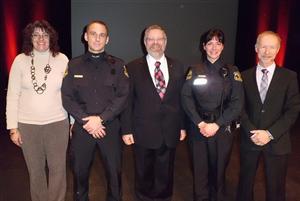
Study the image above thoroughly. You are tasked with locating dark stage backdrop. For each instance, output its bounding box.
[2,0,300,130]
[0,0,71,131]
[0,0,71,76]
[71,0,239,65]
[235,0,300,72]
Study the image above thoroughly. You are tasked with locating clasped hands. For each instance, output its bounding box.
[250,130,271,146]
[82,116,106,139]
[198,121,219,137]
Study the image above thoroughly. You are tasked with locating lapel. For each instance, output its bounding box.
[163,56,175,100]
[139,57,162,101]
[263,66,281,104]
[252,66,281,105]
[139,56,175,101]
[250,67,262,104]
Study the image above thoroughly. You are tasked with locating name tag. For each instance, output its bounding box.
[74,75,83,78]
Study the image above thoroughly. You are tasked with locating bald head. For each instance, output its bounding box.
[255,31,281,67]
[255,31,281,49]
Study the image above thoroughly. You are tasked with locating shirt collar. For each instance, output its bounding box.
[205,58,223,69]
[146,54,166,64]
[83,51,107,61]
[257,62,276,74]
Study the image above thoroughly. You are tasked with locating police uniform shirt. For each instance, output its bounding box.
[195,59,226,110]
[181,58,243,127]
[61,51,129,125]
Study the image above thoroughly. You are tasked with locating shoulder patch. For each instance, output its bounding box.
[63,67,68,78]
[233,71,242,82]
[123,66,129,78]
[186,69,192,80]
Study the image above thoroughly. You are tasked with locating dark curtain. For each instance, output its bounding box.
[235,0,300,72]
[0,0,71,131]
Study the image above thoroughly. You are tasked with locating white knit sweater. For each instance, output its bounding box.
[6,50,69,129]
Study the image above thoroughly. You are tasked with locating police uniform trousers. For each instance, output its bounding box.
[237,148,288,201]
[188,123,234,201]
[71,119,122,201]
[133,143,176,201]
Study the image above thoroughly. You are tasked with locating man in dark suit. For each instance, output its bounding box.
[121,24,186,201]
[237,31,300,201]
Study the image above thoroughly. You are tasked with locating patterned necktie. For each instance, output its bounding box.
[260,69,268,103]
[154,61,166,99]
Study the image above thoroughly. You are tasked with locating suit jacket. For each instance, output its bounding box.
[241,66,300,155]
[121,56,186,149]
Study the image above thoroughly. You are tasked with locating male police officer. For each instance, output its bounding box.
[62,20,129,201]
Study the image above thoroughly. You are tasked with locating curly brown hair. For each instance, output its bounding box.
[22,20,59,57]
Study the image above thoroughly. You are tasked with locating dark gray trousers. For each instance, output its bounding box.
[19,119,69,201]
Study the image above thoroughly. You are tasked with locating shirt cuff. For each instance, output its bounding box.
[266,130,274,140]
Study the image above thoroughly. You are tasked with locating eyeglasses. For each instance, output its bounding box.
[32,33,49,40]
[146,38,166,43]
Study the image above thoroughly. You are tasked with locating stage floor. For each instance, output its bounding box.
[0,121,299,201]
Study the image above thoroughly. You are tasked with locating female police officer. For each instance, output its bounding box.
[181,28,243,201]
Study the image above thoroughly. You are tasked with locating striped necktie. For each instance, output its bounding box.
[260,69,268,103]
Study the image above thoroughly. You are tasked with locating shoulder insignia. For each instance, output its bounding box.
[186,69,192,80]
[63,68,68,78]
[123,66,129,78]
[233,71,242,82]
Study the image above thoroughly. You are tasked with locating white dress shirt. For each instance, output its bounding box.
[146,54,169,87]
[256,62,276,92]
[255,62,276,139]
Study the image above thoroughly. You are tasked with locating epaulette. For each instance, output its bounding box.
[106,55,116,64]
[193,63,206,75]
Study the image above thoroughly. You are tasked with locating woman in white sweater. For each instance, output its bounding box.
[6,20,69,201]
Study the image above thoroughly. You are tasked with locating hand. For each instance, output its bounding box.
[69,123,74,138]
[82,116,106,136]
[122,134,135,145]
[202,123,219,137]
[179,130,186,141]
[90,125,106,139]
[198,121,208,136]
[250,130,271,146]
[10,128,23,147]
[198,121,206,129]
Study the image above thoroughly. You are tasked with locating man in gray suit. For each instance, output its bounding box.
[237,31,300,201]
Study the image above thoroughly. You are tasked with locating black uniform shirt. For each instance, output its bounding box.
[181,59,243,127]
[61,51,129,125]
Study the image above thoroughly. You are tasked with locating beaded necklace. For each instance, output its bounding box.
[30,52,52,94]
